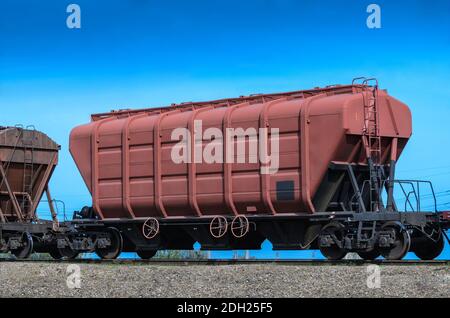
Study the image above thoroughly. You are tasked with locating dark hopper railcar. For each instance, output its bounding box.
[1,78,449,260]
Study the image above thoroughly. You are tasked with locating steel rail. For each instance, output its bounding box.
[0,258,448,266]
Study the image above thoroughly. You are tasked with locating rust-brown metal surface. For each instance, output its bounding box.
[70,84,412,220]
[0,127,59,222]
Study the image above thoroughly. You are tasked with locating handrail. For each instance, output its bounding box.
[393,180,437,212]
[379,180,438,213]
[394,181,417,212]
[362,78,379,88]
[90,84,362,121]
[352,77,367,85]
[349,178,438,213]
[40,199,67,221]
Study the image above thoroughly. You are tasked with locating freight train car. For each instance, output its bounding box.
[1,78,449,260]
[0,126,60,258]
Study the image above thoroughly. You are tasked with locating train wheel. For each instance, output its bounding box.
[413,231,444,260]
[379,223,411,260]
[12,232,33,259]
[58,246,79,259]
[95,227,123,260]
[48,247,63,260]
[136,250,157,260]
[319,222,347,260]
[357,249,381,260]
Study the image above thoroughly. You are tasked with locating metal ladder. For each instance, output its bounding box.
[356,221,377,247]
[352,78,383,247]
[363,81,381,165]
[21,127,36,219]
[361,78,383,211]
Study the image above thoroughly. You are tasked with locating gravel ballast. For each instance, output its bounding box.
[0,262,448,298]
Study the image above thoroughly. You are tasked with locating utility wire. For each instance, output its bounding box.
[397,164,450,174]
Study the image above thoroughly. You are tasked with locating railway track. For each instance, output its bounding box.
[0,258,448,266]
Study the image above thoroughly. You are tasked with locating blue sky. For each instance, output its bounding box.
[1,0,449,259]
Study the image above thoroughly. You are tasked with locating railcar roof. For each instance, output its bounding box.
[91,84,382,121]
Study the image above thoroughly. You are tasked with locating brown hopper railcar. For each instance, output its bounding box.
[0,126,60,258]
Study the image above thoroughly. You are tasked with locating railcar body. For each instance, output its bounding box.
[70,85,411,220]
